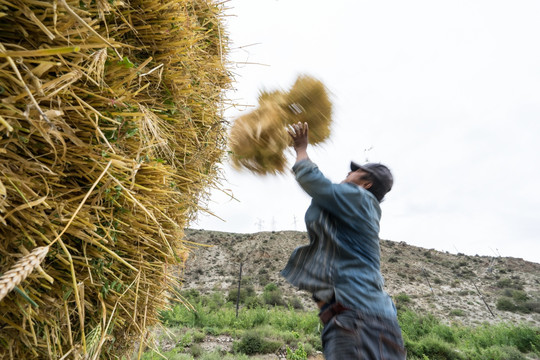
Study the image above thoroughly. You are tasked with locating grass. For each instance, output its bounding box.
[399,308,540,360]
[160,296,320,342]
[137,290,540,360]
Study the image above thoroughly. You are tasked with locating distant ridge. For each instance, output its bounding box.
[181,229,540,327]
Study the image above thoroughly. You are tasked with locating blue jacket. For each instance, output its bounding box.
[281,159,397,319]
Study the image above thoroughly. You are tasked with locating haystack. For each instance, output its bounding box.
[229,75,332,175]
[0,0,230,358]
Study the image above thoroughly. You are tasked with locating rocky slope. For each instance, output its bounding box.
[180,229,540,327]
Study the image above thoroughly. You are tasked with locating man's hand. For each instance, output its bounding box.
[287,122,309,162]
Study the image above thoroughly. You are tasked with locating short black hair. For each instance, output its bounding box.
[360,172,387,202]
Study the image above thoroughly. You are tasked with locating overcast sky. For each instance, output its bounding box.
[192,0,540,264]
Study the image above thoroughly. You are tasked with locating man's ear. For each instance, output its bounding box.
[357,179,372,189]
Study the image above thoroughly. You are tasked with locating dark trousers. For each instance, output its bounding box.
[320,308,406,360]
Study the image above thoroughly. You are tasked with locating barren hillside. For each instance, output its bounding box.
[181,229,540,327]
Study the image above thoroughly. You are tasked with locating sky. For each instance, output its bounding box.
[192,0,540,264]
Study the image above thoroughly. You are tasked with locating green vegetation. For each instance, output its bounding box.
[233,331,281,355]
[449,309,466,317]
[394,292,412,310]
[494,288,540,315]
[139,290,540,359]
[496,277,524,290]
[400,309,540,360]
[262,283,285,306]
[286,343,308,360]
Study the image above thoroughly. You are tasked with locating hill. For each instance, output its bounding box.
[181,229,540,328]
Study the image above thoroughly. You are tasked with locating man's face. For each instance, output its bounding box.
[342,169,373,189]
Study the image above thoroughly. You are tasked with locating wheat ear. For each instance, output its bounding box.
[0,246,49,301]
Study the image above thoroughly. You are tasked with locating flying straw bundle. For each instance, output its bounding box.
[229,101,289,174]
[229,75,332,174]
[0,0,230,358]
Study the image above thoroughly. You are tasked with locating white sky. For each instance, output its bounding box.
[192,0,540,264]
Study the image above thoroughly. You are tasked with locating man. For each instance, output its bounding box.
[281,122,406,359]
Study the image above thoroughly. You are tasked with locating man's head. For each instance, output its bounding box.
[344,162,393,202]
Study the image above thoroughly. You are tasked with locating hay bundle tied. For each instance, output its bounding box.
[229,75,333,174]
[0,0,231,358]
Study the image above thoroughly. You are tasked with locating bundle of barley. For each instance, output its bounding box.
[229,75,332,174]
[0,0,230,359]
[229,101,289,174]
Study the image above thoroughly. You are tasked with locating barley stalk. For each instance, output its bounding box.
[0,0,231,356]
[0,246,49,302]
[84,323,102,360]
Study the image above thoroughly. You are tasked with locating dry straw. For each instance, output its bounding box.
[0,0,231,358]
[229,75,333,174]
[229,101,289,174]
[0,246,49,301]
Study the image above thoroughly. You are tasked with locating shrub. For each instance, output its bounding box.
[264,290,285,306]
[434,325,457,344]
[496,278,523,290]
[182,289,202,303]
[286,342,308,360]
[467,346,527,360]
[264,283,278,292]
[245,295,265,309]
[395,293,411,303]
[243,307,269,327]
[468,322,540,355]
[496,292,539,314]
[522,301,540,314]
[207,291,226,310]
[449,309,465,317]
[190,343,203,358]
[227,284,255,304]
[496,297,515,312]
[258,273,271,285]
[496,279,512,288]
[233,331,281,355]
[288,297,304,310]
[263,284,285,306]
[193,330,206,343]
[406,337,464,360]
[394,293,411,310]
[398,309,441,341]
[514,304,532,314]
[508,326,540,353]
[203,327,219,336]
[512,290,529,303]
[234,331,263,355]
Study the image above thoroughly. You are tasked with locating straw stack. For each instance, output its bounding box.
[0,0,230,358]
[229,75,333,174]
